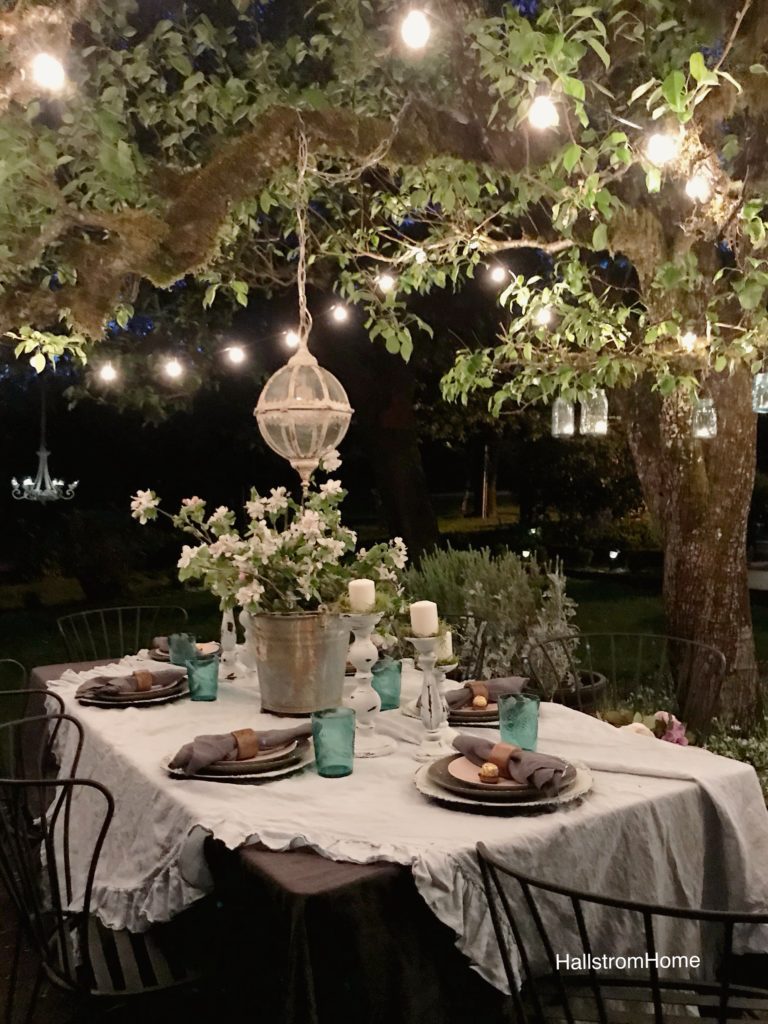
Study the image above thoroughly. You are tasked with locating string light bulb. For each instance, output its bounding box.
[680,331,697,353]
[226,345,246,365]
[331,304,350,323]
[685,171,712,203]
[285,330,301,349]
[163,357,184,379]
[30,52,66,92]
[488,265,507,285]
[534,306,554,327]
[376,272,397,294]
[528,95,559,131]
[400,9,431,49]
[98,362,117,383]
[646,132,679,167]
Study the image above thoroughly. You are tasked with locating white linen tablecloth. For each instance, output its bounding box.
[45,657,768,993]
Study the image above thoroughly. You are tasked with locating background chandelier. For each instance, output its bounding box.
[11,386,78,503]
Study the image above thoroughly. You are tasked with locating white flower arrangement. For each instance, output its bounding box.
[131,471,407,615]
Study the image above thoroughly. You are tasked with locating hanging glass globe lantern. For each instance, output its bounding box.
[580,389,609,436]
[691,397,717,439]
[753,373,768,414]
[255,343,353,488]
[551,397,575,438]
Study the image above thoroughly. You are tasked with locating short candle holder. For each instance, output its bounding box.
[342,612,396,758]
[406,636,456,762]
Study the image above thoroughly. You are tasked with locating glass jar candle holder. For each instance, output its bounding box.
[498,693,540,751]
[691,397,717,439]
[551,397,575,438]
[580,389,608,436]
[753,373,768,414]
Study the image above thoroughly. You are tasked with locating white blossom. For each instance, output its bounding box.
[208,534,243,558]
[178,544,201,570]
[130,489,159,524]
[236,581,265,608]
[207,505,232,527]
[246,496,266,520]
[319,479,343,497]
[319,449,342,472]
[265,487,289,516]
[390,537,408,569]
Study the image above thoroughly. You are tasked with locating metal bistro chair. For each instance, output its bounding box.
[477,842,768,1024]
[444,615,489,682]
[524,632,727,730]
[0,715,204,1023]
[0,660,67,784]
[57,605,189,662]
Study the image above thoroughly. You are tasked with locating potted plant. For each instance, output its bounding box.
[130,460,407,714]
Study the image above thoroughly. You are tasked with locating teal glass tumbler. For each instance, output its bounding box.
[498,693,540,751]
[185,654,219,701]
[371,658,402,711]
[169,633,197,666]
[311,707,355,778]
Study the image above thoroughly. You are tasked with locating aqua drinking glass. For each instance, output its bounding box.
[311,707,355,778]
[498,693,540,751]
[186,654,219,701]
[169,633,197,666]
[371,658,402,711]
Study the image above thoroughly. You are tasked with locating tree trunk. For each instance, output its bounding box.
[622,368,760,731]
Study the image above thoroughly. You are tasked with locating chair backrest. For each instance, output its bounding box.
[477,842,768,1024]
[57,605,189,661]
[524,632,726,729]
[444,615,488,681]
[0,717,113,995]
[0,689,66,779]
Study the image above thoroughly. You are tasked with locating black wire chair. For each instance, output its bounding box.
[477,842,768,1024]
[444,615,489,682]
[0,715,204,1023]
[0,660,66,780]
[57,605,189,661]
[524,632,727,730]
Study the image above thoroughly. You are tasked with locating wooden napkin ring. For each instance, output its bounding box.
[488,742,521,779]
[133,671,154,693]
[232,728,260,760]
[468,681,490,702]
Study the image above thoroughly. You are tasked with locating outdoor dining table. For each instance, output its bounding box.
[29,655,768,1024]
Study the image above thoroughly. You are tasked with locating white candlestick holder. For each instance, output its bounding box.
[342,612,396,758]
[436,661,458,741]
[406,637,457,761]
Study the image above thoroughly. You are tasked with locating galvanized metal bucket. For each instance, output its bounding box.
[249,612,348,715]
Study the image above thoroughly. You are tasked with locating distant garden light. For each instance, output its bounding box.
[376,272,397,294]
[226,345,246,365]
[521,549,531,559]
[528,95,559,131]
[331,304,350,324]
[30,52,66,92]
[163,357,184,379]
[646,132,679,167]
[400,9,431,49]
[609,549,620,561]
[98,362,118,382]
[685,171,712,203]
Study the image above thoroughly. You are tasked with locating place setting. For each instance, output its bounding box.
[164,723,315,784]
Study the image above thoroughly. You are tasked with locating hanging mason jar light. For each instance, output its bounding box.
[691,397,717,439]
[255,345,352,488]
[580,389,608,436]
[551,397,575,437]
[254,129,353,489]
[753,372,768,414]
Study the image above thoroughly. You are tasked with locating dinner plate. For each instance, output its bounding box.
[414,761,592,815]
[163,740,314,783]
[428,754,577,803]
[150,642,220,663]
[78,685,189,709]
[205,740,302,775]
[402,698,499,727]
[84,675,186,703]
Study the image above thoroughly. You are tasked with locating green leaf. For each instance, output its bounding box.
[563,76,586,102]
[646,167,661,193]
[628,79,656,104]
[689,51,706,83]
[30,352,46,373]
[592,223,608,251]
[562,142,581,172]
[587,37,610,69]
[714,354,727,372]
[661,69,686,112]
[168,53,193,77]
[750,64,768,75]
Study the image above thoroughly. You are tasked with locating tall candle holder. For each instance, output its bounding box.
[435,660,458,742]
[406,636,457,761]
[342,612,396,757]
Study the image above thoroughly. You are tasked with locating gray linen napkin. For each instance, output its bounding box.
[76,666,186,699]
[452,734,568,794]
[445,677,526,709]
[170,723,312,776]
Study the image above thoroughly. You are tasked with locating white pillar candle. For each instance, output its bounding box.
[437,630,453,660]
[348,578,376,613]
[410,600,439,636]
